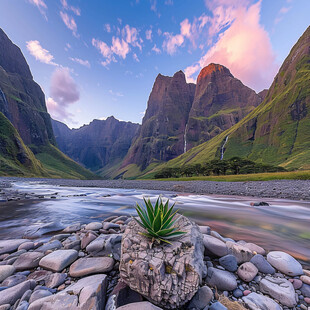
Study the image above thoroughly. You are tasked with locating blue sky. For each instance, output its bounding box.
[0,0,309,128]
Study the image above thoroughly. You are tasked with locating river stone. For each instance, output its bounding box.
[69,257,114,277]
[29,289,53,304]
[39,250,78,272]
[63,223,81,233]
[301,283,310,297]
[242,292,282,310]
[81,231,97,249]
[45,272,67,288]
[198,225,211,235]
[206,267,237,291]
[23,222,65,239]
[2,274,27,287]
[120,215,206,309]
[0,305,10,310]
[260,276,297,307]
[187,285,213,309]
[116,301,162,310]
[16,300,29,310]
[267,251,303,276]
[5,249,27,260]
[301,275,310,285]
[209,301,227,310]
[226,241,253,264]
[250,254,275,274]
[102,222,120,230]
[0,265,15,282]
[13,252,45,271]
[28,274,107,310]
[18,242,35,251]
[86,234,122,260]
[237,262,258,282]
[244,243,266,255]
[0,279,36,305]
[85,222,103,230]
[34,240,62,253]
[203,235,228,257]
[219,254,238,272]
[0,239,29,255]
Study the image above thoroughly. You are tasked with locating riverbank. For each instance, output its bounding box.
[1,177,310,201]
[0,216,309,309]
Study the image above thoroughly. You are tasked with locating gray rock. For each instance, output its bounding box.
[203,235,228,257]
[0,265,15,282]
[0,280,36,305]
[69,257,114,277]
[267,251,303,276]
[13,251,45,271]
[301,283,310,297]
[187,285,213,309]
[198,225,211,235]
[233,288,243,298]
[28,270,52,282]
[209,301,227,310]
[2,274,27,287]
[81,231,97,249]
[242,292,282,310]
[44,273,67,288]
[18,242,35,251]
[206,267,237,291]
[260,276,297,307]
[244,243,266,255]
[250,254,275,274]
[29,289,53,303]
[85,222,103,230]
[0,305,10,310]
[5,249,27,260]
[23,222,65,239]
[219,255,238,272]
[102,222,120,230]
[87,234,122,260]
[28,274,107,310]
[226,241,253,264]
[20,289,32,303]
[63,240,81,251]
[39,250,78,272]
[116,301,162,310]
[120,215,207,309]
[63,223,81,233]
[237,262,258,282]
[16,300,29,310]
[0,239,29,255]
[34,240,62,253]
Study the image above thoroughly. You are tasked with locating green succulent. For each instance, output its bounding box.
[133,197,186,244]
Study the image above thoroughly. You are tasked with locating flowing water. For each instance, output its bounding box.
[1,181,310,264]
[220,135,229,160]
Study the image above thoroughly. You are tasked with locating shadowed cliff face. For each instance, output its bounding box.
[122,71,196,170]
[52,117,140,174]
[186,64,264,149]
[0,28,55,147]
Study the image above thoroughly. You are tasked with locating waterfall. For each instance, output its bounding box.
[0,87,9,117]
[183,124,188,153]
[220,135,229,160]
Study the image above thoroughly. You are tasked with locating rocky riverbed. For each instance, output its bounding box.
[1,177,310,201]
[0,214,309,310]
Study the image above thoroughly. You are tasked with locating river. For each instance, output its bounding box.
[0,181,310,265]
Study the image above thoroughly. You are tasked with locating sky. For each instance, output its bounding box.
[0,0,309,128]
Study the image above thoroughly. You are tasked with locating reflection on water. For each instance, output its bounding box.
[0,181,310,264]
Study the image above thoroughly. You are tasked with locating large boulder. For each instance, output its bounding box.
[119,215,206,309]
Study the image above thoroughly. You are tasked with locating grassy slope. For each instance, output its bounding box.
[140,27,310,179]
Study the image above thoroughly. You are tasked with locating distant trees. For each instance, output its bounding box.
[154,157,286,179]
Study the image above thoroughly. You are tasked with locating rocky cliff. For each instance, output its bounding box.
[52,117,140,177]
[0,28,95,179]
[186,64,264,149]
[155,26,310,172]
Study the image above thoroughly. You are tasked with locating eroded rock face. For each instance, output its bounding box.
[119,215,206,309]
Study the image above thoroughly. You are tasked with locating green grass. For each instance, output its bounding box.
[152,170,310,182]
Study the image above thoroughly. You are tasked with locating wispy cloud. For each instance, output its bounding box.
[184,0,278,91]
[26,40,58,65]
[109,89,124,97]
[275,5,292,24]
[145,29,152,41]
[152,44,161,54]
[162,33,184,55]
[133,53,140,62]
[47,67,80,122]
[69,57,90,68]
[104,24,111,33]
[60,11,78,37]
[64,42,71,51]
[60,0,81,16]
[28,0,48,20]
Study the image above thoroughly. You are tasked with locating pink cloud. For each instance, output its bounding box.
[152,44,161,54]
[185,1,278,92]
[162,33,184,55]
[145,29,152,41]
[60,11,78,37]
[28,0,47,20]
[111,37,130,59]
[69,57,90,68]
[26,40,58,66]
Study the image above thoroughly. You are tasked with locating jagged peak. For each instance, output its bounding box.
[197,63,231,81]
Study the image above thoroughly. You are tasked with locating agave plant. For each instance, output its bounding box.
[133,196,186,244]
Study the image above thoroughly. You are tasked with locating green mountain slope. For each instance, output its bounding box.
[144,25,310,177]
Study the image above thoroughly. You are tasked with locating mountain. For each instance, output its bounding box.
[151,25,310,173]
[0,28,95,179]
[118,71,195,177]
[52,117,140,178]
[117,65,265,178]
[186,64,265,149]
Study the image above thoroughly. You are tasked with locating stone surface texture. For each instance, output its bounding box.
[119,215,206,309]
